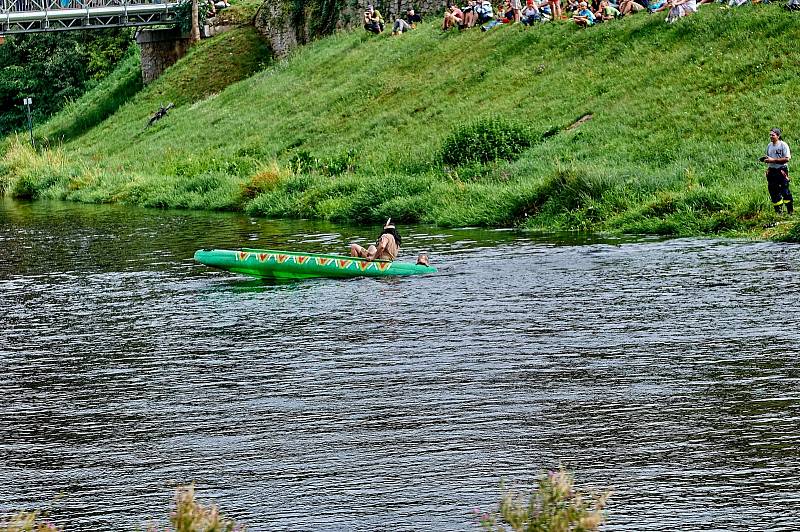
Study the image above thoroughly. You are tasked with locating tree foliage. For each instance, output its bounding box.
[0,29,134,136]
[174,0,213,36]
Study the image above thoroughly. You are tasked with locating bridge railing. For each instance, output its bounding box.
[1,0,179,34]
[2,0,173,12]
[0,0,176,13]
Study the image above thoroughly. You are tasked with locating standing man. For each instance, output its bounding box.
[763,127,793,214]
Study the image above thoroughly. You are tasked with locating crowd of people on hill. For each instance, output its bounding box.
[364,4,424,34]
[364,0,787,34]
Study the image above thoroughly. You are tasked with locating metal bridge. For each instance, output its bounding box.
[1,0,180,35]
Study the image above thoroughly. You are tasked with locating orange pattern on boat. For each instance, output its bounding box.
[238,252,250,261]
[294,255,310,265]
[315,257,332,267]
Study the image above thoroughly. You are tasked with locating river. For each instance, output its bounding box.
[1,198,799,531]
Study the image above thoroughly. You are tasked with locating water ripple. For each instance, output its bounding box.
[2,200,800,530]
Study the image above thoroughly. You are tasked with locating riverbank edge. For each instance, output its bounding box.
[3,8,800,242]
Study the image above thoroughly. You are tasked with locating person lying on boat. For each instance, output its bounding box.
[350,219,401,261]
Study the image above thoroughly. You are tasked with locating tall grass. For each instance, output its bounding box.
[0,485,242,532]
[3,5,799,238]
[154,484,244,532]
[478,466,610,532]
[0,512,61,532]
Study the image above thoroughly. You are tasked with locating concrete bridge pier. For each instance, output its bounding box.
[135,28,190,84]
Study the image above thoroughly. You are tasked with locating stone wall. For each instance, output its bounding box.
[254,0,447,58]
[253,1,301,59]
[135,28,191,85]
[344,0,447,22]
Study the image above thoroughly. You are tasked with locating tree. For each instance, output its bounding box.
[0,29,133,136]
[191,0,201,43]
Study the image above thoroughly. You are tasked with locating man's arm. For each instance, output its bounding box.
[767,146,791,164]
[767,156,790,164]
[367,235,388,260]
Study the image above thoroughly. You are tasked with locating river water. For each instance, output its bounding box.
[1,198,799,531]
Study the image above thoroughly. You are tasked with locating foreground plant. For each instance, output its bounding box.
[477,467,610,532]
[149,485,244,532]
[0,511,61,532]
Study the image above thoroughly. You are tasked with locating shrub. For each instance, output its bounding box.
[322,148,358,176]
[477,466,609,532]
[288,150,318,174]
[240,161,292,200]
[0,511,61,532]
[441,118,534,167]
[776,221,800,243]
[2,139,72,199]
[149,485,244,532]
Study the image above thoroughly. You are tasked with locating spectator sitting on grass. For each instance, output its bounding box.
[482,0,511,28]
[500,0,516,20]
[618,0,645,14]
[509,0,523,21]
[364,4,385,33]
[520,0,543,23]
[595,0,620,19]
[463,0,479,27]
[476,0,495,22]
[648,0,667,12]
[393,7,422,34]
[443,3,465,29]
[538,0,554,19]
[549,0,564,19]
[573,1,595,24]
[665,0,696,22]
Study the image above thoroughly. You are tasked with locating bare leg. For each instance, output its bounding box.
[350,243,368,258]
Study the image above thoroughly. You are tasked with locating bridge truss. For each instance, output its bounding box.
[1,0,180,35]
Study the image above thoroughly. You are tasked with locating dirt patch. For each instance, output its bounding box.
[566,114,593,131]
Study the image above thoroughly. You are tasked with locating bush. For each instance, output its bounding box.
[441,118,534,167]
[149,485,244,532]
[0,511,61,532]
[477,466,610,532]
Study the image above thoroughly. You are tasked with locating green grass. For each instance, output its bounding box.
[3,6,800,238]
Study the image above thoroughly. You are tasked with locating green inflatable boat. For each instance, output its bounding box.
[194,248,437,280]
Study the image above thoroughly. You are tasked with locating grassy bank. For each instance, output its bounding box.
[3,7,800,238]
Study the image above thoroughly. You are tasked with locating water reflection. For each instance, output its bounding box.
[1,199,800,531]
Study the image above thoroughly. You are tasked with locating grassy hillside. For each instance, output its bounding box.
[4,7,800,238]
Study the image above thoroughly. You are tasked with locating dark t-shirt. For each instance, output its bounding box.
[405,13,422,23]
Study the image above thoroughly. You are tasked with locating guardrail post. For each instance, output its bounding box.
[23,97,34,148]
